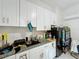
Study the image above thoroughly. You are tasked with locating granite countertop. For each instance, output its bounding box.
[0,39,55,59]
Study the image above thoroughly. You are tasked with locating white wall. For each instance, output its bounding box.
[64,4,79,18]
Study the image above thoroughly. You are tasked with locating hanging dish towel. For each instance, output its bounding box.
[27,21,33,32]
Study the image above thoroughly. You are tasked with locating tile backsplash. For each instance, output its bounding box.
[0,26,45,46]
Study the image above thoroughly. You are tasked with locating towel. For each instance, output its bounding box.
[27,21,33,32]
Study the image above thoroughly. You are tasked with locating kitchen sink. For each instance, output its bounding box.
[0,39,41,55]
[26,40,40,47]
[0,45,13,55]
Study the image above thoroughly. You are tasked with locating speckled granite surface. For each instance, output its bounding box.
[0,39,55,59]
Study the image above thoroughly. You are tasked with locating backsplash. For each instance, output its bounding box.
[0,26,45,47]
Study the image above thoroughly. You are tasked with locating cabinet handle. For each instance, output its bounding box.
[24,54,27,59]
[19,56,24,59]
[44,26,46,29]
[2,17,5,23]
[40,53,44,59]
[52,43,54,46]
[7,17,9,23]
[19,54,27,59]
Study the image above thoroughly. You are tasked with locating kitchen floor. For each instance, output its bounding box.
[55,52,75,59]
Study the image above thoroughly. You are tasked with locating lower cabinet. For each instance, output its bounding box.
[15,50,30,59]
[3,55,15,59]
[29,46,45,59]
[44,42,56,59]
[3,42,56,59]
[29,42,56,59]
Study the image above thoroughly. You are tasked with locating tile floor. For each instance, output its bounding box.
[56,52,75,59]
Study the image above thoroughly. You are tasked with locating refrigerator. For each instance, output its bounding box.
[51,25,71,57]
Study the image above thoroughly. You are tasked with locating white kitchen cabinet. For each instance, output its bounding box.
[44,9,51,30]
[0,0,2,25]
[29,42,56,59]
[44,42,56,59]
[3,42,56,59]
[55,8,64,26]
[20,0,29,27]
[48,42,56,59]
[16,50,30,59]
[36,6,56,31]
[27,2,37,27]
[36,6,45,31]
[29,46,45,59]
[0,0,19,26]
[3,55,15,59]
[20,0,37,27]
[50,12,56,25]
[44,10,56,30]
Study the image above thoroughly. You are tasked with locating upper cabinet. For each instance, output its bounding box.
[55,8,64,26]
[28,2,37,27]
[36,6,55,31]
[44,9,51,30]
[36,6,45,31]
[20,0,56,28]
[0,0,56,28]
[50,12,56,25]
[20,0,37,27]
[19,0,29,27]
[0,0,2,26]
[0,0,19,26]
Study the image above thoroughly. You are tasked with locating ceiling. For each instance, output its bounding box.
[56,0,79,10]
[27,0,79,11]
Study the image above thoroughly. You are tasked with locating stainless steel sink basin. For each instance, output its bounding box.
[26,40,40,47]
[0,45,13,55]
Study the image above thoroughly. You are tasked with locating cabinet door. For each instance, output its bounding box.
[50,12,55,25]
[0,0,2,25]
[44,9,51,30]
[29,47,45,59]
[44,42,56,59]
[48,47,55,59]
[3,55,15,59]
[37,7,45,31]
[20,1,37,27]
[0,0,8,26]
[16,51,30,59]
[36,7,55,31]
[20,0,29,27]
[44,46,49,59]
[27,2,37,27]
[48,43,56,59]
[2,0,19,26]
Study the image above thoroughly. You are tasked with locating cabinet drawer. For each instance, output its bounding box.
[15,51,30,59]
[3,55,15,59]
